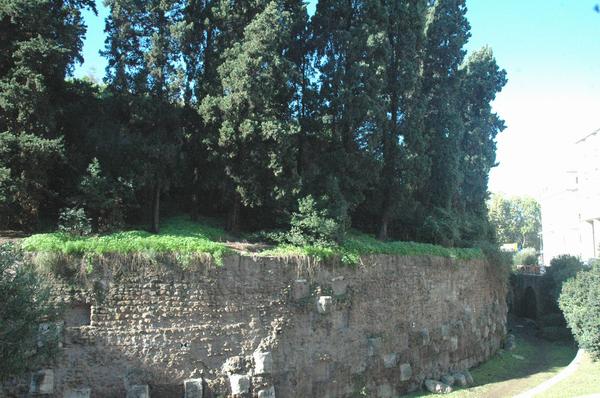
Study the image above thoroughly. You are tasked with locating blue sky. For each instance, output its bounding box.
[75,0,600,198]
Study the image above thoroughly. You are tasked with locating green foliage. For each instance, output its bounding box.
[546,255,585,302]
[76,158,135,233]
[0,0,94,229]
[287,195,347,247]
[513,247,538,266]
[489,194,542,250]
[559,263,600,359]
[262,230,482,266]
[0,243,61,381]
[419,207,459,247]
[58,207,92,237]
[2,0,505,254]
[23,216,231,264]
[476,241,512,283]
[199,0,302,232]
[0,131,64,229]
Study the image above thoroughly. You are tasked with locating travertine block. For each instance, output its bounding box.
[253,350,273,375]
[399,363,412,382]
[184,378,203,398]
[126,385,149,398]
[292,279,309,300]
[317,296,333,314]
[29,369,54,395]
[257,386,275,398]
[229,374,250,395]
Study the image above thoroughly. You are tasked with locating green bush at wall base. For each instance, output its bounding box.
[559,263,600,359]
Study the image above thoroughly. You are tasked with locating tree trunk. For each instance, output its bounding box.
[190,166,199,221]
[151,182,161,234]
[378,214,389,241]
[226,193,241,234]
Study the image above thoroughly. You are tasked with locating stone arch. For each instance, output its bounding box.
[519,286,538,319]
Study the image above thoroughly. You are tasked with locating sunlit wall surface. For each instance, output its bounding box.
[541,129,600,264]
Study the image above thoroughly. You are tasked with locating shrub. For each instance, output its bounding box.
[58,207,92,237]
[559,263,600,359]
[77,158,136,233]
[0,243,61,380]
[513,247,538,266]
[477,241,512,283]
[286,195,347,247]
[419,207,459,247]
[546,255,585,301]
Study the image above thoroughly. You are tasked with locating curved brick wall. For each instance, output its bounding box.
[2,254,507,397]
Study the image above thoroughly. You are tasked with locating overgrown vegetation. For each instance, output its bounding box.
[262,231,483,266]
[22,217,231,264]
[23,215,484,270]
[513,247,538,266]
[559,261,600,359]
[0,0,506,251]
[0,243,61,380]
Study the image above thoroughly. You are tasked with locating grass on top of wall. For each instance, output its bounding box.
[22,217,483,267]
[21,216,232,262]
[262,231,483,266]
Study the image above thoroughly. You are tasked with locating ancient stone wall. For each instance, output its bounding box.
[2,254,507,398]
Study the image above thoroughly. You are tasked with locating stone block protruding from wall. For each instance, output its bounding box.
[229,374,250,396]
[126,384,149,398]
[257,386,276,398]
[253,350,273,375]
[63,387,91,398]
[450,336,459,351]
[420,328,430,345]
[399,363,412,382]
[292,279,309,300]
[331,276,348,296]
[30,369,54,395]
[367,337,382,357]
[383,353,398,368]
[184,378,203,398]
[316,296,333,314]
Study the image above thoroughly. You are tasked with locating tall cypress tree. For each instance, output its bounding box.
[0,0,95,228]
[455,47,506,243]
[418,0,471,245]
[375,0,427,240]
[311,0,388,225]
[199,1,303,232]
[104,0,184,233]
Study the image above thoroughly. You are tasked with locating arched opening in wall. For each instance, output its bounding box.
[519,286,537,319]
[65,302,91,327]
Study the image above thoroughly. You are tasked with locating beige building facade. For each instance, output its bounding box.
[541,128,600,264]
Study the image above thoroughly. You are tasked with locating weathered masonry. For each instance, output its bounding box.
[2,254,507,397]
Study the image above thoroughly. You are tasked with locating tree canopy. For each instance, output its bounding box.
[488,194,542,250]
[0,0,507,248]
